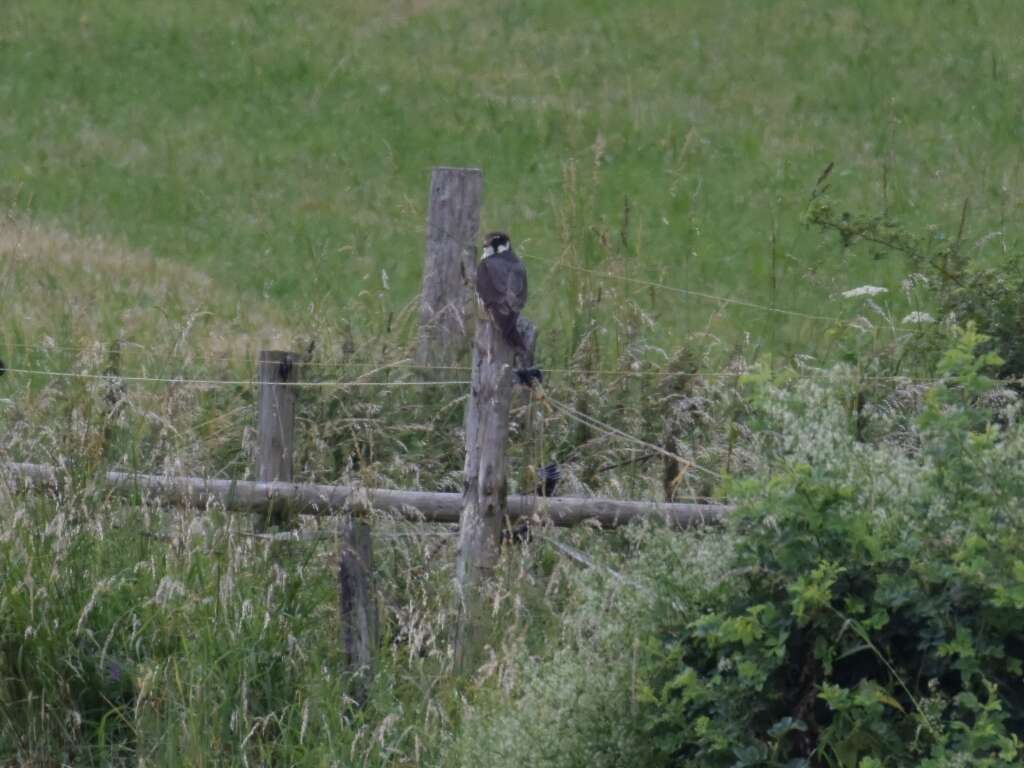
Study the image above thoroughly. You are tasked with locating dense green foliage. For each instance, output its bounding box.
[459,330,1024,766]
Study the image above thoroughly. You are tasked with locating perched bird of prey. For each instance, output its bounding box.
[476,231,528,354]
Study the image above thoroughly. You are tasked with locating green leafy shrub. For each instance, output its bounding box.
[459,328,1024,767]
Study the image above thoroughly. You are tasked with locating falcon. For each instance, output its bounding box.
[476,231,528,354]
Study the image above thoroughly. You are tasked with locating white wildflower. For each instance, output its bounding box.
[841,285,888,299]
[901,311,935,325]
[901,272,929,293]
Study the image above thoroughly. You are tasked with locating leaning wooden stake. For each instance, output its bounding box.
[256,350,297,529]
[454,310,535,672]
[415,167,483,371]
[338,502,378,706]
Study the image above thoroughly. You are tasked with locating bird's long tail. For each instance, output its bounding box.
[493,310,526,353]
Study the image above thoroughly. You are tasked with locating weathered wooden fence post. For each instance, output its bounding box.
[256,350,297,529]
[454,308,537,672]
[415,167,483,371]
[338,496,378,706]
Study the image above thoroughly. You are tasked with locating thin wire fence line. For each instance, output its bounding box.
[535,255,930,332]
[7,311,926,365]
[5,337,946,383]
[6,340,633,375]
[541,256,843,323]
[5,260,926,365]
[2,367,471,388]
[542,392,723,479]
[5,342,716,377]
[0,363,943,388]
[4,340,268,365]
[6,348,937,379]
[542,367,940,383]
[3,341,425,369]
[5,340,660,377]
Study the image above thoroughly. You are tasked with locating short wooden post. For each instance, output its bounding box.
[454,308,536,672]
[338,507,378,706]
[256,350,297,529]
[415,167,483,371]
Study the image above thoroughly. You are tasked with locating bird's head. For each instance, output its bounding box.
[482,231,511,258]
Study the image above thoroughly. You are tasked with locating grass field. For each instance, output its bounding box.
[4,0,1023,360]
[3,1,1024,765]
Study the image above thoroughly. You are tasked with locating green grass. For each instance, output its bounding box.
[3,0,1023,358]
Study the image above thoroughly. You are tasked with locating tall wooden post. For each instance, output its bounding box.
[416,167,483,371]
[338,508,378,706]
[256,350,297,529]
[454,309,536,672]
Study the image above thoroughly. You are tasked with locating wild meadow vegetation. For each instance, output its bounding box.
[2,0,1024,765]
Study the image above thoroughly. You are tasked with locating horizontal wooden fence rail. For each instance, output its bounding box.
[2,461,733,528]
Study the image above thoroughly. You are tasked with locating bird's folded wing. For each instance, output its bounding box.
[475,258,502,305]
[505,262,527,311]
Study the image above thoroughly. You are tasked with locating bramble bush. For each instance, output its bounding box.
[459,327,1024,767]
